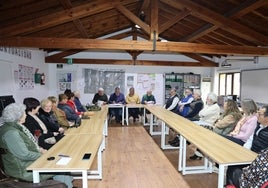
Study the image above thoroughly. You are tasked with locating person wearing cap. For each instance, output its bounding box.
[92,88,108,105]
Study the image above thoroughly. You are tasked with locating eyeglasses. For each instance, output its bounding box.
[257,111,265,116]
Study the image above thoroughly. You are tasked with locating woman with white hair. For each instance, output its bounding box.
[0,103,73,187]
[0,103,49,181]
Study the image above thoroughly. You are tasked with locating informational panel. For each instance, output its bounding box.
[241,69,268,105]
[84,69,125,96]
[57,71,75,93]
[125,73,164,105]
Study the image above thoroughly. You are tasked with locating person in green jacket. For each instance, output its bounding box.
[0,103,73,187]
[0,103,49,181]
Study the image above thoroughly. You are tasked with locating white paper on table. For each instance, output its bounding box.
[109,103,122,106]
[56,157,72,165]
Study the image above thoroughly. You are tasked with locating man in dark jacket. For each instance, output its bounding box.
[164,88,179,113]
[169,89,204,147]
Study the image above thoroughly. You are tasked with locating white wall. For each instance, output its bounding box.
[3,48,268,106]
[48,63,213,105]
[213,56,268,96]
[0,49,49,103]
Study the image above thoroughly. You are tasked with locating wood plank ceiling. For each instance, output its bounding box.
[0,0,268,67]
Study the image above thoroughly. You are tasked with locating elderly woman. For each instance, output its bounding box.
[0,103,73,187]
[38,99,64,140]
[23,97,62,150]
[47,96,74,129]
[0,103,48,181]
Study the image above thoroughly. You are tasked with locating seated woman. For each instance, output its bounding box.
[23,97,61,150]
[213,99,242,136]
[0,103,73,187]
[57,94,81,123]
[38,99,65,142]
[226,148,268,188]
[65,92,93,118]
[47,96,75,129]
[224,98,258,146]
[125,87,141,122]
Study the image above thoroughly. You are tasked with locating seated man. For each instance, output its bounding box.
[164,88,179,113]
[108,87,126,123]
[178,88,194,117]
[190,92,220,160]
[169,89,204,147]
[73,90,86,112]
[141,90,156,123]
[125,87,141,122]
[92,88,108,106]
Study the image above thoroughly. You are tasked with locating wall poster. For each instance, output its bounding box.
[18,64,34,90]
[57,72,73,92]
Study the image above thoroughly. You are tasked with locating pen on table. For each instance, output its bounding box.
[58,154,70,158]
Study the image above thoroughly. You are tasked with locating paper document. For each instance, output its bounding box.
[56,157,72,165]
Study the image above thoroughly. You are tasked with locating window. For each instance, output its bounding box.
[219,72,240,97]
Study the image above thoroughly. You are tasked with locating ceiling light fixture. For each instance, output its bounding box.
[221,61,231,68]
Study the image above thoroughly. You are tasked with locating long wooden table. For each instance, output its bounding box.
[27,106,109,188]
[145,105,258,188]
[65,105,108,136]
[27,134,103,188]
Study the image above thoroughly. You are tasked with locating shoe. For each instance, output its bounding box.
[168,136,179,145]
[189,154,202,160]
[170,140,180,147]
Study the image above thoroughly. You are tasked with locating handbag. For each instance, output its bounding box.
[86,105,101,111]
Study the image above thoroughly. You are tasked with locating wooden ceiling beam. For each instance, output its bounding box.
[180,0,265,42]
[45,49,83,62]
[159,9,191,34]
[165,0,268,44]
[2,37,268,56]
[115,4,150,35]
[139,0,150,13]
[58,0,89,38]
[150,0,158,41]
[45,58,214,67]
[181,53,218,66]
[0,0,138,36]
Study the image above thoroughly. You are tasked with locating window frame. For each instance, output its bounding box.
[218,72,240,96]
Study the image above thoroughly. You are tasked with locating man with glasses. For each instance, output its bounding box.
[226,105,268,187]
